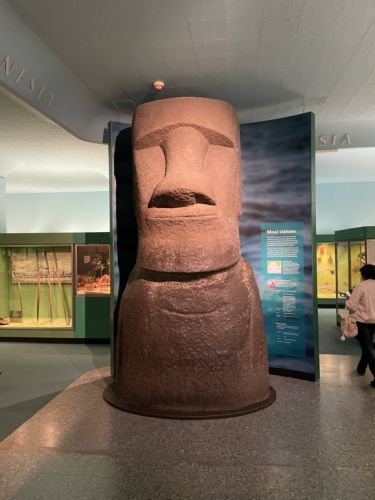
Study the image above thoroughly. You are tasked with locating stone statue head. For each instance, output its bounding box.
[132,97,242,273]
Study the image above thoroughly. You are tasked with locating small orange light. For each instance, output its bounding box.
[153,80,165,90]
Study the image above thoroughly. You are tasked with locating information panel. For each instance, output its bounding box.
[261,222,305,357]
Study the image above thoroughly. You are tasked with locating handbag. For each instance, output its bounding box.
[339,311,358,340]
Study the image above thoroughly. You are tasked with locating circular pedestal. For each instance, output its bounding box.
[103,383,276,420]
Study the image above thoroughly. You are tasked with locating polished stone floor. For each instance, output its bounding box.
[1,354,374,500]
[318,308,361,355]
[0,342,110,440]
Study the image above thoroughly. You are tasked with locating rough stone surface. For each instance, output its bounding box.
[133,97,241,274]
[106,97,274,417]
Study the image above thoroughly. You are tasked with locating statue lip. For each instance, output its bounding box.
[148,189,216,209]
[146,205,217,220]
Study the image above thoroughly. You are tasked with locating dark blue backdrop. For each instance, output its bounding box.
[240,113,318,379]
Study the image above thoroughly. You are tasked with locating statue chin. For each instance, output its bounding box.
[137,215,241,274]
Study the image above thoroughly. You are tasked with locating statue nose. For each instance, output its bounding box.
[148,126,216,209]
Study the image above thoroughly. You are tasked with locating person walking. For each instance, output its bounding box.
[346,264,375,387]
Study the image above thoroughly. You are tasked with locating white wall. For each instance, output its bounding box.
[316,181,375,234]
[6,191,109,233]
[6,181,374,236]
[0,177,6,232]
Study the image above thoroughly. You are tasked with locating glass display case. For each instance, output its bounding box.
[335,227,375,321]
[76,244,110,295]
[0,233,111,339]
[0,245,73,329]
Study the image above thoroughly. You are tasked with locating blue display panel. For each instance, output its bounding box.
[240,113,318,379]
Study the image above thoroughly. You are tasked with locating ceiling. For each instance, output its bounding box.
[2,0,375,193]
[7,0,375,121]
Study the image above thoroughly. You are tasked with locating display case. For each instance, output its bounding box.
[316,235,336,304]
[0,233,111,340]
[0,245,73,329]
[335,227,375,322]
[76,244,110,295]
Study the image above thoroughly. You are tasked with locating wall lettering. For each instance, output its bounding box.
[1,53,55,107]
[2,55,15,75]
[318,134,352,147]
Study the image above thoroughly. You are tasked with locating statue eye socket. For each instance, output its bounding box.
[134,124,234,150]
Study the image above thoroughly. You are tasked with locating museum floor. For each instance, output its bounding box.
[0,309,374,500]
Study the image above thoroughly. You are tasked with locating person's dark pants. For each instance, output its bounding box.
[356,322,375,378]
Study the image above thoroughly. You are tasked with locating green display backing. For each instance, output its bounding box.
[335,226,375,241]
[316,234,334,243]
[7,283,72,319]
[74,296,111,339]
[0,232,111,246]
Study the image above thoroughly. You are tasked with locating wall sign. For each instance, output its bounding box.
[318,133,351,148]
[261,222,306,357]
[1,54,55,106]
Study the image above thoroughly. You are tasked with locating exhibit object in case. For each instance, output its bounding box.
[0,233,111,340]
[104,97,276,418]
[76,244,110,295]
[335,227,375,321]
[316,235,336,304]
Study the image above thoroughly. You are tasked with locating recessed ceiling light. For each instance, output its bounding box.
[153,81,165,90]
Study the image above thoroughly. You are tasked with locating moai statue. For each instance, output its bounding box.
[104,97,275,418]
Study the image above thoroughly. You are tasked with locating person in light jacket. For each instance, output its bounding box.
[346,264,375,387]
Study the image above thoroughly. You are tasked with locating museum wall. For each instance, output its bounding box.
[6,191,109,233]
[0,177,6,232]
[4,178,373,236]
[316,181,375,234]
